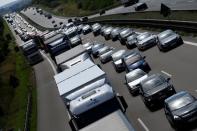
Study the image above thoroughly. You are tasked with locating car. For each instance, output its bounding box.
[99,49,115,64]
[103,27,113,40]
[139,74,176,109]
[82,42,94,53]
[68,19,73,23]
[100,26,108,36]
[136,32,157,51]
[157,29,183,51]
[164,91,197,129]
[122,51,150,72]
[92,23,102,36]
[112,50,127,72]
[54,24,57,28]
[70,35,82,47]
[59,22,63,25]
[110,27,121,41]
[126,33,138,49]
[82,17,88,22]
[125,69,148,95]
[97,46,114,57]
[100,9,106,15]
[52,20,55,24]
[91,42,105,58]
[82,25,92,35]
[77,24,83,34]
[118,28,133,44]
[135,3,148,11]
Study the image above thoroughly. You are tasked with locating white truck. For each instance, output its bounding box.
[67,84,135,131]
[55,45,92,72]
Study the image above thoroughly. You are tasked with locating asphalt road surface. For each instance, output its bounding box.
[80,31,197,131]
[21,0,197,28]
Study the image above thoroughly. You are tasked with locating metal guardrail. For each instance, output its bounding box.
[87,19,197,33]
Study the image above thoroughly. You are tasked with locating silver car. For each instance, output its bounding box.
[99,49,115,64]
[112,50,127,72]
[118,28,133,44]
[91,42,105,58]
[82,25,92,35]
[157,29,183,51]
[83,42,94,53]
[126,33,138,49]
[103,27,113,40]
[70,35,82,47]
[110,27,121,41]
[125,69,148,95]
[136,32,157,51]
[92,23,102,36]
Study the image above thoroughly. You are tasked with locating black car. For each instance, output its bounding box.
[135,3,148,11]
[164,91,197,129]
[100,9,106,15]
[122,51,150,72]
[140,74,176,109]
[68,19,73,23]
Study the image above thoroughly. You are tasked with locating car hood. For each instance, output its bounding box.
[138,36,155,45]
[145,83,168,96]
[127,59,145,70]
[128,75,148,89]
[114,59,123,65]
[172,101,197,117]
[100,50,114,58]
[160,35,178,45]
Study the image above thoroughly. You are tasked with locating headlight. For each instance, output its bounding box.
[173,115,181,120]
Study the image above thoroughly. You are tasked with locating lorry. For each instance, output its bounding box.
[67,83,135,131]
[55,45,91,72]
[20,39,43,65]
[120,0,139,7]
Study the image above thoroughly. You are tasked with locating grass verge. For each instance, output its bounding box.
[0,19,37,131]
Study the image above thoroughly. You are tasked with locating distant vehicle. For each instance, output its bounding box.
[82,42,94,53]
[100,26,108,36]
[136,32,157,51]
[100,9,106,15]
[70,35,82,47]
[118,28,133,44]
[135,3,148,11]
[157,29,183,51]
[91,42,105,58]
[68,19,73,23]
[125,69,148,95]
[77,24,83,34]
[54,24,57,28]
[164,91,197,129]
[120,0,139,7]
[110,27,121,41]
[103,27,113,40]
[82,25,92,35]
[52,20,55,24]
[82,17,88,22]
[92,23,102,36]
[122,51,150,72]
[112,50,127,72]
[126,33,138,49]
[139,74,176,109]
[99,49,115,64]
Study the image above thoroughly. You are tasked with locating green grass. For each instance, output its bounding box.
[0,19,37,131]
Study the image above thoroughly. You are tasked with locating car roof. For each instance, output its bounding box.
[165,91,189,103]
[141,74,163,84]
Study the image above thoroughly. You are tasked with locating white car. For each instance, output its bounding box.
[125,69,148,95]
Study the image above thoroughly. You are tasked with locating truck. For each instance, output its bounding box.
[55,64,107,102]
[55,45,91,72]
[120,0,139,7]
[20,39,43,65]
[67,83,135,131]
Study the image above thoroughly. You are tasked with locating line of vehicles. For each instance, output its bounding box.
[6,11,197,130]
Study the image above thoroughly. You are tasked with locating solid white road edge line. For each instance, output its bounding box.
[40,51,57,74]
[137,118,150,131]
[184,41,197,46]
[161,70,172,77]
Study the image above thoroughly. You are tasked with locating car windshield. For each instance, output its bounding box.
[127,35,136,41]
[125,54,141,65]
[127,70,146,82]
[158,30,174,40]
[168,94,195,111]
[142,76,165,92]
[137,33,151,41]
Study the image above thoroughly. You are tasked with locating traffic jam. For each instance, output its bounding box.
[5,12,197,131]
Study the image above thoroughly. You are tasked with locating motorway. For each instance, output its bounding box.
[20,0,197,29]
[9,12,197,131]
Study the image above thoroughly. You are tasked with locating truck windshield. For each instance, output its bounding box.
[74,97,121,129]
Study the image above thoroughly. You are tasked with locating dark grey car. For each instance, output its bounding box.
[157,29,183,51]
[140,74,176,109]
[118,28,133,45]
[164,91,197,129]
[136,32,157,51]
[110,27,121,41]
[126,33,138,49]
[91,42,105,58]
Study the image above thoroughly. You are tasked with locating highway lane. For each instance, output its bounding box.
[21,0,197,28]
[7,17,72,131]
[81,32,197,131]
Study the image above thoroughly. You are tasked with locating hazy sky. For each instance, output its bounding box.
[0,0,18,7]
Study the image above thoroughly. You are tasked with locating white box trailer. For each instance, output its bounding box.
[56,65,106,102]
[67,84,134,131]
[55,45,90,72]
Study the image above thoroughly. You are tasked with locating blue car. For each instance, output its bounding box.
[122,51,150,72]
